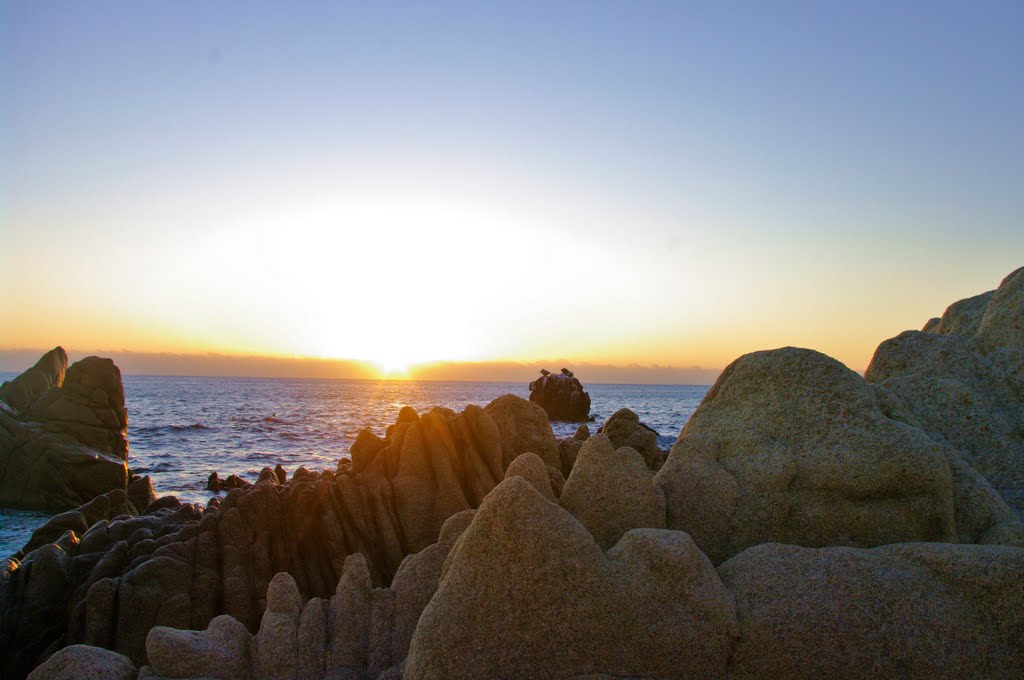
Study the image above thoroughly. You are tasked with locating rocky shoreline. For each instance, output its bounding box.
[3,267,1023,679]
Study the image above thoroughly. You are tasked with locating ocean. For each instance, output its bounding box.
[0,375,709,556]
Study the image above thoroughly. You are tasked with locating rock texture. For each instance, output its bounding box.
[405,477,738,679]
[655,346,1023,563]
[0,395,556,678]
[866,267,1024,516]
[25,644,136,680]
[559,435,665,549]
[0,348,130,510]
[144,509,472,680]
[528,367,592,422]
[720,542,1024,679]
[596,407,664,470]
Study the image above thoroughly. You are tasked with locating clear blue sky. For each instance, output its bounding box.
[2,1,1022,377]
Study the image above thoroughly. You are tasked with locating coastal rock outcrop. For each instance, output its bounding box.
[866,267,1024,516]
[655,346,1024,563]
[0,348,130,510]
[528,367,592,422]
[406,476,738,679]
[0,395,558,678]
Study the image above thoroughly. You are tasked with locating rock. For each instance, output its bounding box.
[15,488,141,559]
[560,435,666,549]
[503,452,556,501]
[255,573,302,680]
[528,367,591,422]
[0,347,67,412]
[26,644,136,680]
[147,615,255,680]
[596,408,664,470]
[274,464,287,485]
[0,350,130,510]
[350,428,385,473]
[405,477,738,679]
[483,394,561,470]
[655,346,1023,563]
[866,267,1024,516]
[127,476,157,512]
[719,542,1024,679]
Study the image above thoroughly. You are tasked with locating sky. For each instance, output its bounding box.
[2,1,1022,381]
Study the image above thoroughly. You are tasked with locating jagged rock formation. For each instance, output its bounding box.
[654,346,1024,563]
[866,267,1024,516]
[0,397,557,678]
[596,407,664,470]
[528,367,591,422]
[0,348,130,510]
[140,505,477,680]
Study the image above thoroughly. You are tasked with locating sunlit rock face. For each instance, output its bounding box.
[528,367,592,422]
[866,266,1024,516]
[655,346,1023,564]
[0,347,130,511]
[0,394,557,678]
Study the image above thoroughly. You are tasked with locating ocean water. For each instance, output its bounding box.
[1,375,709,556]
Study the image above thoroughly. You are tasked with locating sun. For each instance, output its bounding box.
[371,355,412,379]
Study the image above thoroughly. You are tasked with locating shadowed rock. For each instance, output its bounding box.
[719,542,1024,679]
[0,349,130,511]
[0,395,557,677]
[866,266,1024,516]
[596,407,664,470]
[655,347,1023,563]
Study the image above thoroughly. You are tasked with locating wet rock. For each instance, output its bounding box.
[528,367,592,422]
[0,349,129,510]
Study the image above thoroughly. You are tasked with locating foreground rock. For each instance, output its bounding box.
[0,348,130,510]
[655,346,1024,563]
[25,644,136,680]
[720,542,1024,679]
[528,367,592,422]
[866,266,1024,516]
[0,395,557,677]
[406,477,738,679]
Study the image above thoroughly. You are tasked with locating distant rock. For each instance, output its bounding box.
[528,367,592,422]
[0,348,130,510]
[205,471,252,492]
[866,266,1024,516]
[655,346,1023,563]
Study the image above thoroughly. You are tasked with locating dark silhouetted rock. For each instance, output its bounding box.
[528,367,591,422]
[0,349,129,510]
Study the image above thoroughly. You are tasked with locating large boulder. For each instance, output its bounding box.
[405,477,738,679]
[528,367,591,422]
[655,346,1023,563]
[25,644,136,680]
[719,542,1024,679]
[866,266,1024,515]
[0,348,130,510]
